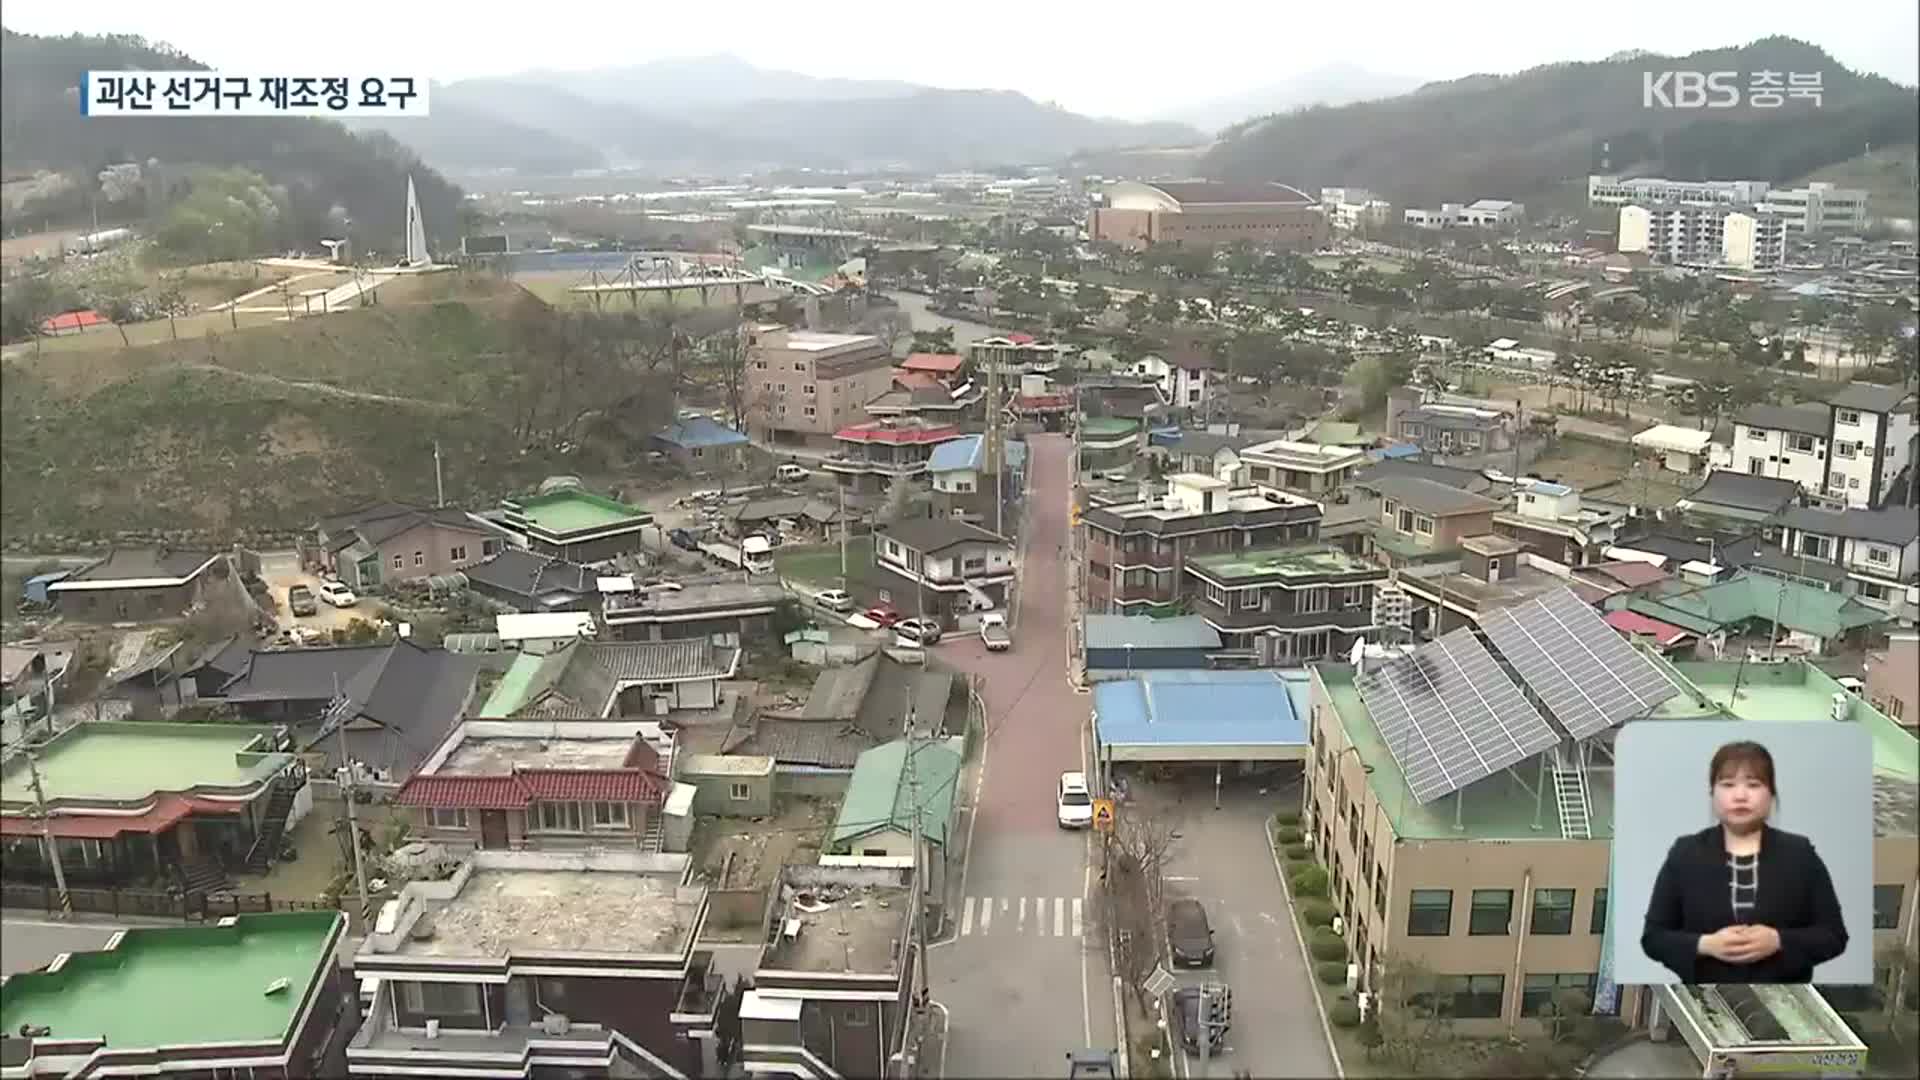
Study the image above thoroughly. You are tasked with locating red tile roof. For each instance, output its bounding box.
[894,371,943,391]
[834,421,964,444]
[1005,332,1036,346]
[900,353,964,374]
[394,768,668,809]
[38,309,107,334]
[1014,394,1072,412]
[0,795,240,839]
[1604,610,1693,647]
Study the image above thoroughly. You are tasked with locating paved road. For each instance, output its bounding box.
[931,433,1117,1076]
[0,915,125,975]
[1132,775,1336,1080]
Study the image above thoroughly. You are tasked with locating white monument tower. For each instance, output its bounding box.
[402,175,431,268]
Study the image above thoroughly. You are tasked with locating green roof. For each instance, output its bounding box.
[1081,417,1140,436]
[1303,421,1369,446]
[0,912,343,1050]
[1188,543,1376,582]
[831,738,964,848]
[1623,573,1893,641]
[0,722,287,806]
[509,489,649,534]
[477,652,546,717]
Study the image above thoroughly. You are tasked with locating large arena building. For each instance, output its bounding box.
[1088,180,1328,251]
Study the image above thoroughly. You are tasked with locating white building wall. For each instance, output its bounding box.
[1617,206,1652,253]
[1731,422,1829,492]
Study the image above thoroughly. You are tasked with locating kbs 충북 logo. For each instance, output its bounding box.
[82,73,431,117]
[1642,70,1824,110]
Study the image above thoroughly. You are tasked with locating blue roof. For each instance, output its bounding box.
[654,417,749,450]
[1093,670,1307,748]
[1374,443,1422,460]
[928,434,984,473]
[1526,480,1572,496]
[1085,615,1222,652]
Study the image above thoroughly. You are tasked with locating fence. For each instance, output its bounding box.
[1,882,336,920]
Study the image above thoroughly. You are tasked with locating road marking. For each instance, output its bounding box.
[960,896,975,937]
[1167,875,1199,882]
[1055,896,1067,937]
[980,898,992,933]
[1018,897,1028,932]
[1072,897,1084,938]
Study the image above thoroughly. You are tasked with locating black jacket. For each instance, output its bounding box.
[1640,824,1848,984]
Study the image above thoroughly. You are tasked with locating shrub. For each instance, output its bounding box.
[1329,1002,1362,1028]
[1316,961,1347,986]
[1299,900,1336,928]
[1310,927,1348,963]
[1283,842,1311,862]
[1273,810,1301,828]
[1290,865,1330,898]
[1274,826,1303,846]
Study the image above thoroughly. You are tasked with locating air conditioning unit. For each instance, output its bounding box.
[425,1019,441,1040]
[1332,916,1345,935]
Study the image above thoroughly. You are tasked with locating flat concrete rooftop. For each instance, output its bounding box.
[400,863,701,958]
[439,736,634,775]
[762,884,912,974]
[1189,543,1377,581]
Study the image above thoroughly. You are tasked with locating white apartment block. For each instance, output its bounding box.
[1723,210,1787,270]
[1133,353,1215,410]
[1617,203,1728,264]
[1592,175,1868,235]
[1320,189,1392,232]
[1773,507,1920,612]
[1726,384,1917,509]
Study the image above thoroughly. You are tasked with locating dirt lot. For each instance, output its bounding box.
[258,550,386,633]
[691,797,837,942]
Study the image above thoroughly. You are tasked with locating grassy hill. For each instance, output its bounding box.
[1203,36,1918,209]
[1793,144,1920,224]
[0,275,640,546]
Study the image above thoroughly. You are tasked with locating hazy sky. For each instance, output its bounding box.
[5,0,1915,118]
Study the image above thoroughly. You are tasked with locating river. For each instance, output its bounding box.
[886,290,1012,350]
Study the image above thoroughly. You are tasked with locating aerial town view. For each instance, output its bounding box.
[0,3,1917,1078]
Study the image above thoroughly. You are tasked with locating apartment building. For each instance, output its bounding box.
[1769,506,1920,613]
[1239,438,1367,497]
[1588,175,1772,207]
[1764,182,1870,235]
[1082,473,1324,612]
[1595,176,1870,236]
[347,849,712,1080]
[1183,543,1389,659]
[1321,188,1393,232]
[1305,652,1918,1036]
[872,517,1016,619]
[745,327,895,445]
[1616,203,1734,265]
[822,417,970,495]
[1722,209,1787,271]
[1726,384,1917,509]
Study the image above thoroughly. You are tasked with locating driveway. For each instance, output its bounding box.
[257,550,376,632]
[1130,772,1335,1080]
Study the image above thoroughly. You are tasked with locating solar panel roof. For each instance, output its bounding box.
[1481,587,1679,740]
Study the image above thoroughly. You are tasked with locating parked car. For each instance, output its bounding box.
[862,604,903,628]
[1167,899,1215,967]
[775,463,809,483]
[1170,986,1229,1057]
[317,580,357,608]
[668,527,703,552]
[287,584,318,617]
[894,617,943,646]
[814,588,854,613]
[1056,772,1094,829]
[979,612,1012,651]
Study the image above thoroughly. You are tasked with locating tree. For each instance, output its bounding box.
[1075,282,1111,317]
[860,307,913,354]
[909,326,956,354]
[1149,291,1182,325]
[1123,291,1151,326]
[150,166,288,265]
[1094,810,1180,990]
[1365,952,1452,1071]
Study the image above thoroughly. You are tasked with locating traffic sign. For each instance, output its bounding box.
[1092,798,1116,831]
[1143,965,1176,998]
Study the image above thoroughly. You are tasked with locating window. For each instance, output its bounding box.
[1874,884,1904,930]
[1836,408,1862,426]
[1407,889,1452,936]
[802,384,815,395]
[1531,888,1575,935]
[1298,587,1329,615]
[1788,434,1818,453]
[804,407,817,417]
[729,782,753,801]
[428,808,467,830]
[1834,440,1858,459]
[1414,515,1435,536]
[1882,696,1906,721]
[1469,889,1513,936]
[1867,545,1892,565]
[1398,509,1415,533]
[1590,888,1609,935]
[1522,973,1596,1018]
[1746,427,1769,441]
[392,554,403,570]
[590,801,629,829]
[1801,534,1832,560]
[535,801,584,832]
[483,539,500,557]
[413,550,425,567]
[400,981,484,1017]
[1848,476,1860,490]
[450,545,467,562]
[1427,974,1505,1019]
[1374,868,1386,917]
[1339,586,1365,609]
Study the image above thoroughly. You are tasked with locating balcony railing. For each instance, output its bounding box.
[1193,599,1377,632]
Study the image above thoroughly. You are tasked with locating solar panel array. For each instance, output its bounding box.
[1356,628,1562,805]
[1481,587,1679,740]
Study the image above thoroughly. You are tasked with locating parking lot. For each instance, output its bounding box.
[1127,771,1335,1079]
[257,550,378,633]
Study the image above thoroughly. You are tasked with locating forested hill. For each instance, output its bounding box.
[0,28,465,250]
[1204,37,1919,208]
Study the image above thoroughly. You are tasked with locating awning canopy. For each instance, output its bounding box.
[1,795,242,840]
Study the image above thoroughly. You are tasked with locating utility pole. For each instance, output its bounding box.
[432,441,445,508]
[26,750,71,916]
[838,481,849,586]
[903,688,931,1033]
[986,337,1005,538]
[333,676,371,914]
[1767,579,1786,663]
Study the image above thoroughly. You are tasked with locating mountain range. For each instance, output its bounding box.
[1155,63,1429,133]
[357,58,1204,176]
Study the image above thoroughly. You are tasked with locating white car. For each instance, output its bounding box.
[316,580,358,608]
[814,589,854,613]
[775,463,809,483]
[1057,772,1095,829]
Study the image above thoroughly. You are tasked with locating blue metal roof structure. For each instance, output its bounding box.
[928,434,984,473]
[1373,443,1422,460]
[653,417,749,450]
[1093,670,1309,762]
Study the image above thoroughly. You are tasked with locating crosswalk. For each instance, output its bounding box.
[957,896,1084,938]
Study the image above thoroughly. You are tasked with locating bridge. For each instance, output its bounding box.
[567,253,834,308]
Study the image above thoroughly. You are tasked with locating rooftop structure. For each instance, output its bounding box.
[500,486,652,561]
[0,722,288,809]
[1082,476,1320,536]
[1093,669,1308,764]
[758,867,916,976]
[653,416,750,451]
[1185,543,1378,584]
[1084,615,1223,652]
[0,912,346,1075]
[46,548,222,592]
[830,737,964,849]
[465,637,740,719]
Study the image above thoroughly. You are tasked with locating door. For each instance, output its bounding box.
[1748,457,1765,475]
[479,811,508,849]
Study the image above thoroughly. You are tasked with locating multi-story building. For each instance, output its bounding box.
[745,327,895,445]
[1762,182,1870,235]
[500,486,653,563]
[314,503,506,592]
[1386,392,1512,455]
[821,418,970,495]
[1493,480,1624,568]
[1305,651,1917,1037]
[347,849,713,1080]
[969,333,1076,376]
[1362,475,1566,634]
[1088,181,1328,252]
[1587,175,1772,208]
[1078,417,1146,477]
[1183,543,1389,659]
[1321,188,1393,232]
[1401,200,1525,230]
[1239,438,1367,497]
[1617,202,1735,264]
[872,517,1016,620]
[1726,384,1917,509]
[1768,506,1920,614]
[738,865,920,1079]
[1082,473,1324,613]
[1864,631,1917,729]
[1597,176,1869,237]
[1133,351,1215,412]
[1722,209,1787,270]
